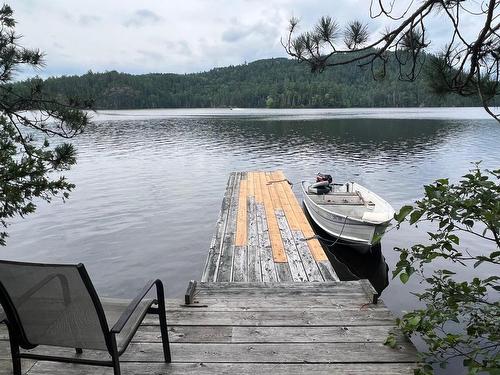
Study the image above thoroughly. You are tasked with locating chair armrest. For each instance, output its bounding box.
[110,279,163,334]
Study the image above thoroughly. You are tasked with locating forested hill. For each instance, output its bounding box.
[31,57,478,109]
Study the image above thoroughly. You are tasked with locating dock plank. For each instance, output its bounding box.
[201,172,236,282]
[271,171,300,231]
[9,342,415,364]
[260,172,287,263]
[25,362,417,375]
[255,203,277,282]
[275,170,328,262]
[235,174,248,246]
[216,172,241,282]
[232,246,248,282]
[247,197,261,282]
[275,210,308,282]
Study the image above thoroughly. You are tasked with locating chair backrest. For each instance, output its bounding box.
[0,260,111,351]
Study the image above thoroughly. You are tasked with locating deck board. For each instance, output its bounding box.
[0,172,419,375]
[202,171,338,282]
[0,282,418,375]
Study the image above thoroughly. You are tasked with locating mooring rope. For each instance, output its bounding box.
[266,179,294,187]
[300,215,349,248]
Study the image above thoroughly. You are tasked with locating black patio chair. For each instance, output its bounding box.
[0,260,171,375]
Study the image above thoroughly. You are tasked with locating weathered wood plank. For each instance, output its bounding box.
[0,359,36,375]
[271,171,300,231]
[317,260,340,282]
[11,342,416,363]
[260,172,286,263]
[231,325,403,343]
[232,246,248,282]
[128,325,403,344]
[134,325,234,343]
[247,171,255,198]
[275,262,293,282]
[216,172,241,282]
[291,230,324,282]
[255,203,277,282]
[2,324,400,346]
[247,197,261,282]
[235,174,248,246]
[275,170,328,262]
[275,210,308,282]
[124,342,418,363]
[254,171,263,203]
[189,290,368,300]
[173,297,375,310]
[196,281,365,290]
[21,362,419,375]
[143,309,396,326]
[201,172,236,282]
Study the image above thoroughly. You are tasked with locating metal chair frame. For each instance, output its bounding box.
[0,260,171,375]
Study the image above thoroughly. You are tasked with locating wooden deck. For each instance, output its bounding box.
[0,282,418,374]
[0,170,419,374]
[202,171,338,283]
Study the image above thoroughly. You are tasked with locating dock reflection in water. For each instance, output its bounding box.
[3,109,499,302]
[305,208,389,295]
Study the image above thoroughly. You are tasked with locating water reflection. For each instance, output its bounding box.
[304,208,390,295]
[2,111,499,303]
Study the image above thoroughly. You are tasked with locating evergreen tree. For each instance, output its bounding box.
[0,4,90,245]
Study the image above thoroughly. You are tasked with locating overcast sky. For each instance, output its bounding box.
[9,0,486,78]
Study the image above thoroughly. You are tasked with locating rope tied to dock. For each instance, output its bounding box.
[300,215,349,248]
[266,179,293,187]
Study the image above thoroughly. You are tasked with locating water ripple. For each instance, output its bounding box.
[3,110,499,301]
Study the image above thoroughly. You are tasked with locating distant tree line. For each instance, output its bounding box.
[16,53,481,110]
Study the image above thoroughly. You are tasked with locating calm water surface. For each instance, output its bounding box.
[3,108,499,317]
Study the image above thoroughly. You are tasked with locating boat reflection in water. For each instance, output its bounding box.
[305,209,389,295]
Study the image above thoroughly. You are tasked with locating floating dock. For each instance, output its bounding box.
[0,171,419,374]
[201,171,338,283]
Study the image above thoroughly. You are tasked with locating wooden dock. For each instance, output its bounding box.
[0,282,418,375]
[202,171,338,283]
[0,170,419,374]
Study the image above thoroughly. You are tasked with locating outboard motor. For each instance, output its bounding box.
[316,173,333,184]
[309,173,333,195]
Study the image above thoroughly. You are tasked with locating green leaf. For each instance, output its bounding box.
[400,272,409,283]
[409,210,425,224]
[384,334,397,349]
[490,251,500,259]
[408,315,421,327]
[474,259,484,268]
[395,205,413,223]
[448,235,459,245]
[436,178,449,186]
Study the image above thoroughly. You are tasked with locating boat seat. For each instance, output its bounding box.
[315,195,364,205]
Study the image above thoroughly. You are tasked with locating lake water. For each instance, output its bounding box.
[3,107,499,317]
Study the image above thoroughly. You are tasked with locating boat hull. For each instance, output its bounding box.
[302,187,391,251]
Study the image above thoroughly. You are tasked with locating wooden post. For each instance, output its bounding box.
[184,280,197,305]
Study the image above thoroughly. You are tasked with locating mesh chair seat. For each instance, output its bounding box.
[0,260,171,375]
[101,298,155,352]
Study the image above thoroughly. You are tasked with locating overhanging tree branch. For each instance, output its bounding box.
[283,0,500,121]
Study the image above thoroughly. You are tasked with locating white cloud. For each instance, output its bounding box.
[124,9,162,28]
[7,0,489,78]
